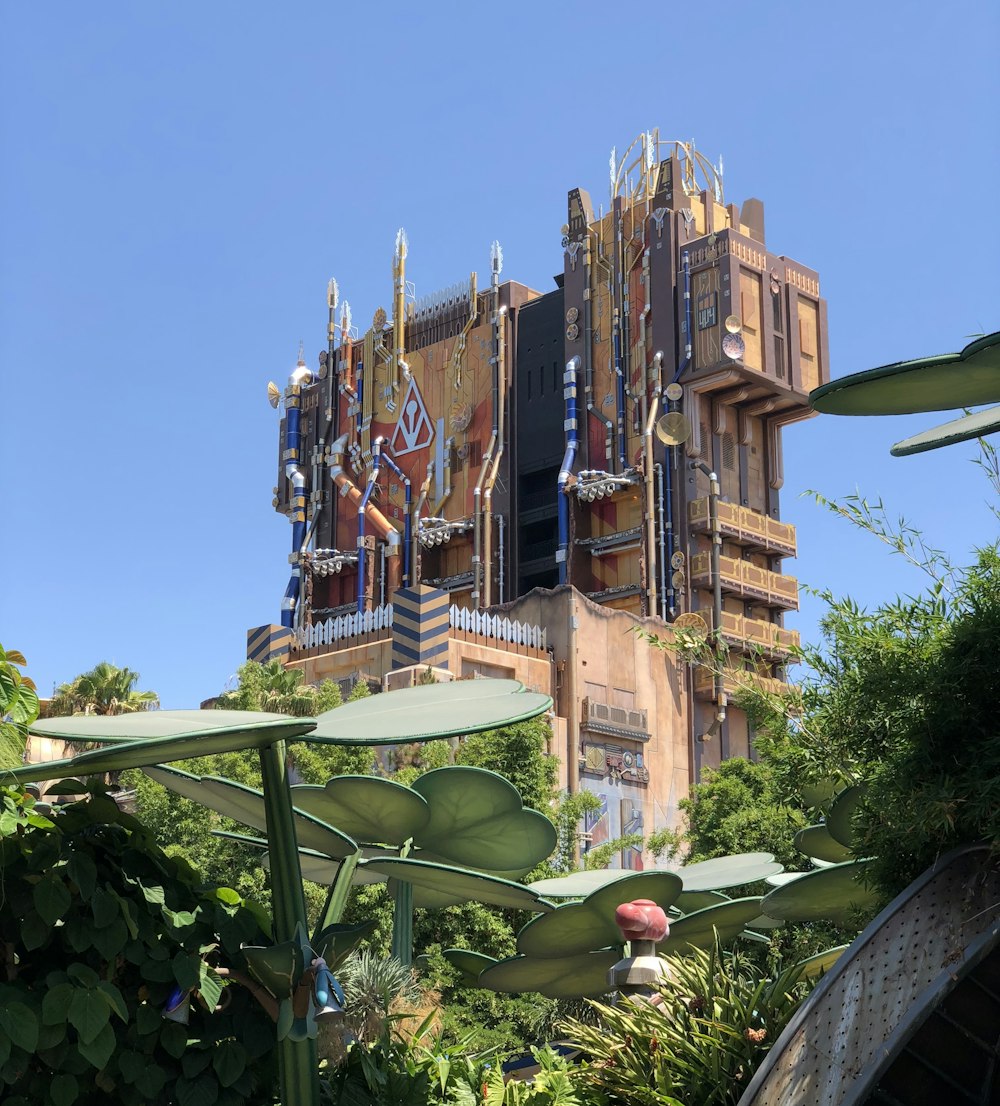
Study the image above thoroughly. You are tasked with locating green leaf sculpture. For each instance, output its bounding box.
[673,852,783,891]
[479,949,619,999]
[825,784,867,849]
[145,766,358,859]
[761,860,878,926]
[793,824,854,864]
[810,330,1000,455]
[409,766,556,871]
[360,856,553,913]
[291,776,429,847]
[516,871,682,958]
[440,948,498,987]
[659,898,763,955]
[308,678,553,745]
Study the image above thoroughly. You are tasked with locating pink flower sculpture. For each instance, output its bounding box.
[615,898,669,943]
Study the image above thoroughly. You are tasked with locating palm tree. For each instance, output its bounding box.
[50,661,159,717]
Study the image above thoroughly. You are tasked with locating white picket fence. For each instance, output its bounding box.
[298,604,393,649]
[298,602,547,652]
[448,605,547,650]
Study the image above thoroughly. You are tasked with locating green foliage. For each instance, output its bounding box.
[564,943,814,1106]
[50,661,158,718]
[678,758,807,870]
[0,784,276,1105]
[0,644,38,770]
[216,659,344,718]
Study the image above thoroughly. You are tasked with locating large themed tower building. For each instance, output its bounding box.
[251,132,829,863]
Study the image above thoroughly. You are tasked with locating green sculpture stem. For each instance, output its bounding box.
[390,878,414,967]
[314,850,361,940]
[259,739,319,1106]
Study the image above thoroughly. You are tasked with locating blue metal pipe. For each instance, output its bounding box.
[664,247,692,619]
[378,449,412,588]
[356,438,383,613]
[557,357,581,585]
[280,360,313,628]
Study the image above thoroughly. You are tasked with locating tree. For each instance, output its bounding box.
[215,659,344,717]
[50,661,158,717]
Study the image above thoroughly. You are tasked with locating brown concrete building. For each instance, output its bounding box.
[251,131,829,865]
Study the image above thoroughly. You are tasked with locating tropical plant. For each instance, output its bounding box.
[0,643,38,769]
[50,661,158,718]
[216,659,345,718]
[564,942,818,1106]
[0,782,277,1106]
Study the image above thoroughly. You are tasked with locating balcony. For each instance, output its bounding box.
[688,498,797,557]
[702,609,800,660]
[689,551,799,610]
[581,698,650,741]
[692,665,794,701]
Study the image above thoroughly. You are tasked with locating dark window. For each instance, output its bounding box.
[772,290,783,334]
[774,335,785,380]
[526,370,532,400]
[722,432,736,471]
[539,364,545,396]
[553,361,559,393]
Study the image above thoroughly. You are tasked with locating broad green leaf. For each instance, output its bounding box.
[173,952,202,991]
[66,963,100,988]
[826,785,867,849]
[67,853,97,900]
[291,775,430,846]
[34,874,72,925]
[313,919,378,971]
[0,1002,38,1052]
[410,766,557,870]
[14,711,316,784]
[761,860,878,926]
[527,869,635,898]
[794,824,854,864]
[42,982,75,1025]
[810,331,1000,416]
[96,981,128,1023]
[659,897,763,955]
[440,949,497,987]
[144,765,358,859]
[135,1064,168,1099]
[517,871,682,958]
[361,856,553,912]
[213,1039,248,1088]
[50,1073,79,1106]
[676,853,783,892]
[479,949,618,999]
[176,1074,219,1106]
[309,678,552,746]
[77,1020,116,1070]
[68,988,111,1045]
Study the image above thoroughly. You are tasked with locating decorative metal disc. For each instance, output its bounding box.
[724,314,742,334]
[373,306,387,330]
[566,323,580,341]
[566,307,579,324]
[665,382,684,402]
[722,332,746,360]
[671,570,686,588]
[670,551,686,570]
[655,412,692,446]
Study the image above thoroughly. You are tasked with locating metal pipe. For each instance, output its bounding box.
[690,460,727,730]
[643,353,663,616]
[357,438,385,613]
[612,309,626,471]
[655,461,668,620]
[280,356,313,628]
[328,434,400,611]
[473,246,503,609]
[392,229,407,388]
[557,357,581,585]
[673,248,692,383]
[413,465,432,581]
[566,589,580,863]
[378,448,412,588]
[482,288,506,608]
[496,512,505,605]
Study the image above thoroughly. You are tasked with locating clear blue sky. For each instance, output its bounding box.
[3,2,998,707]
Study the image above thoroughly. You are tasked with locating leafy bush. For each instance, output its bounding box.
[0,784,277,1105]
[563,943,814,1106]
